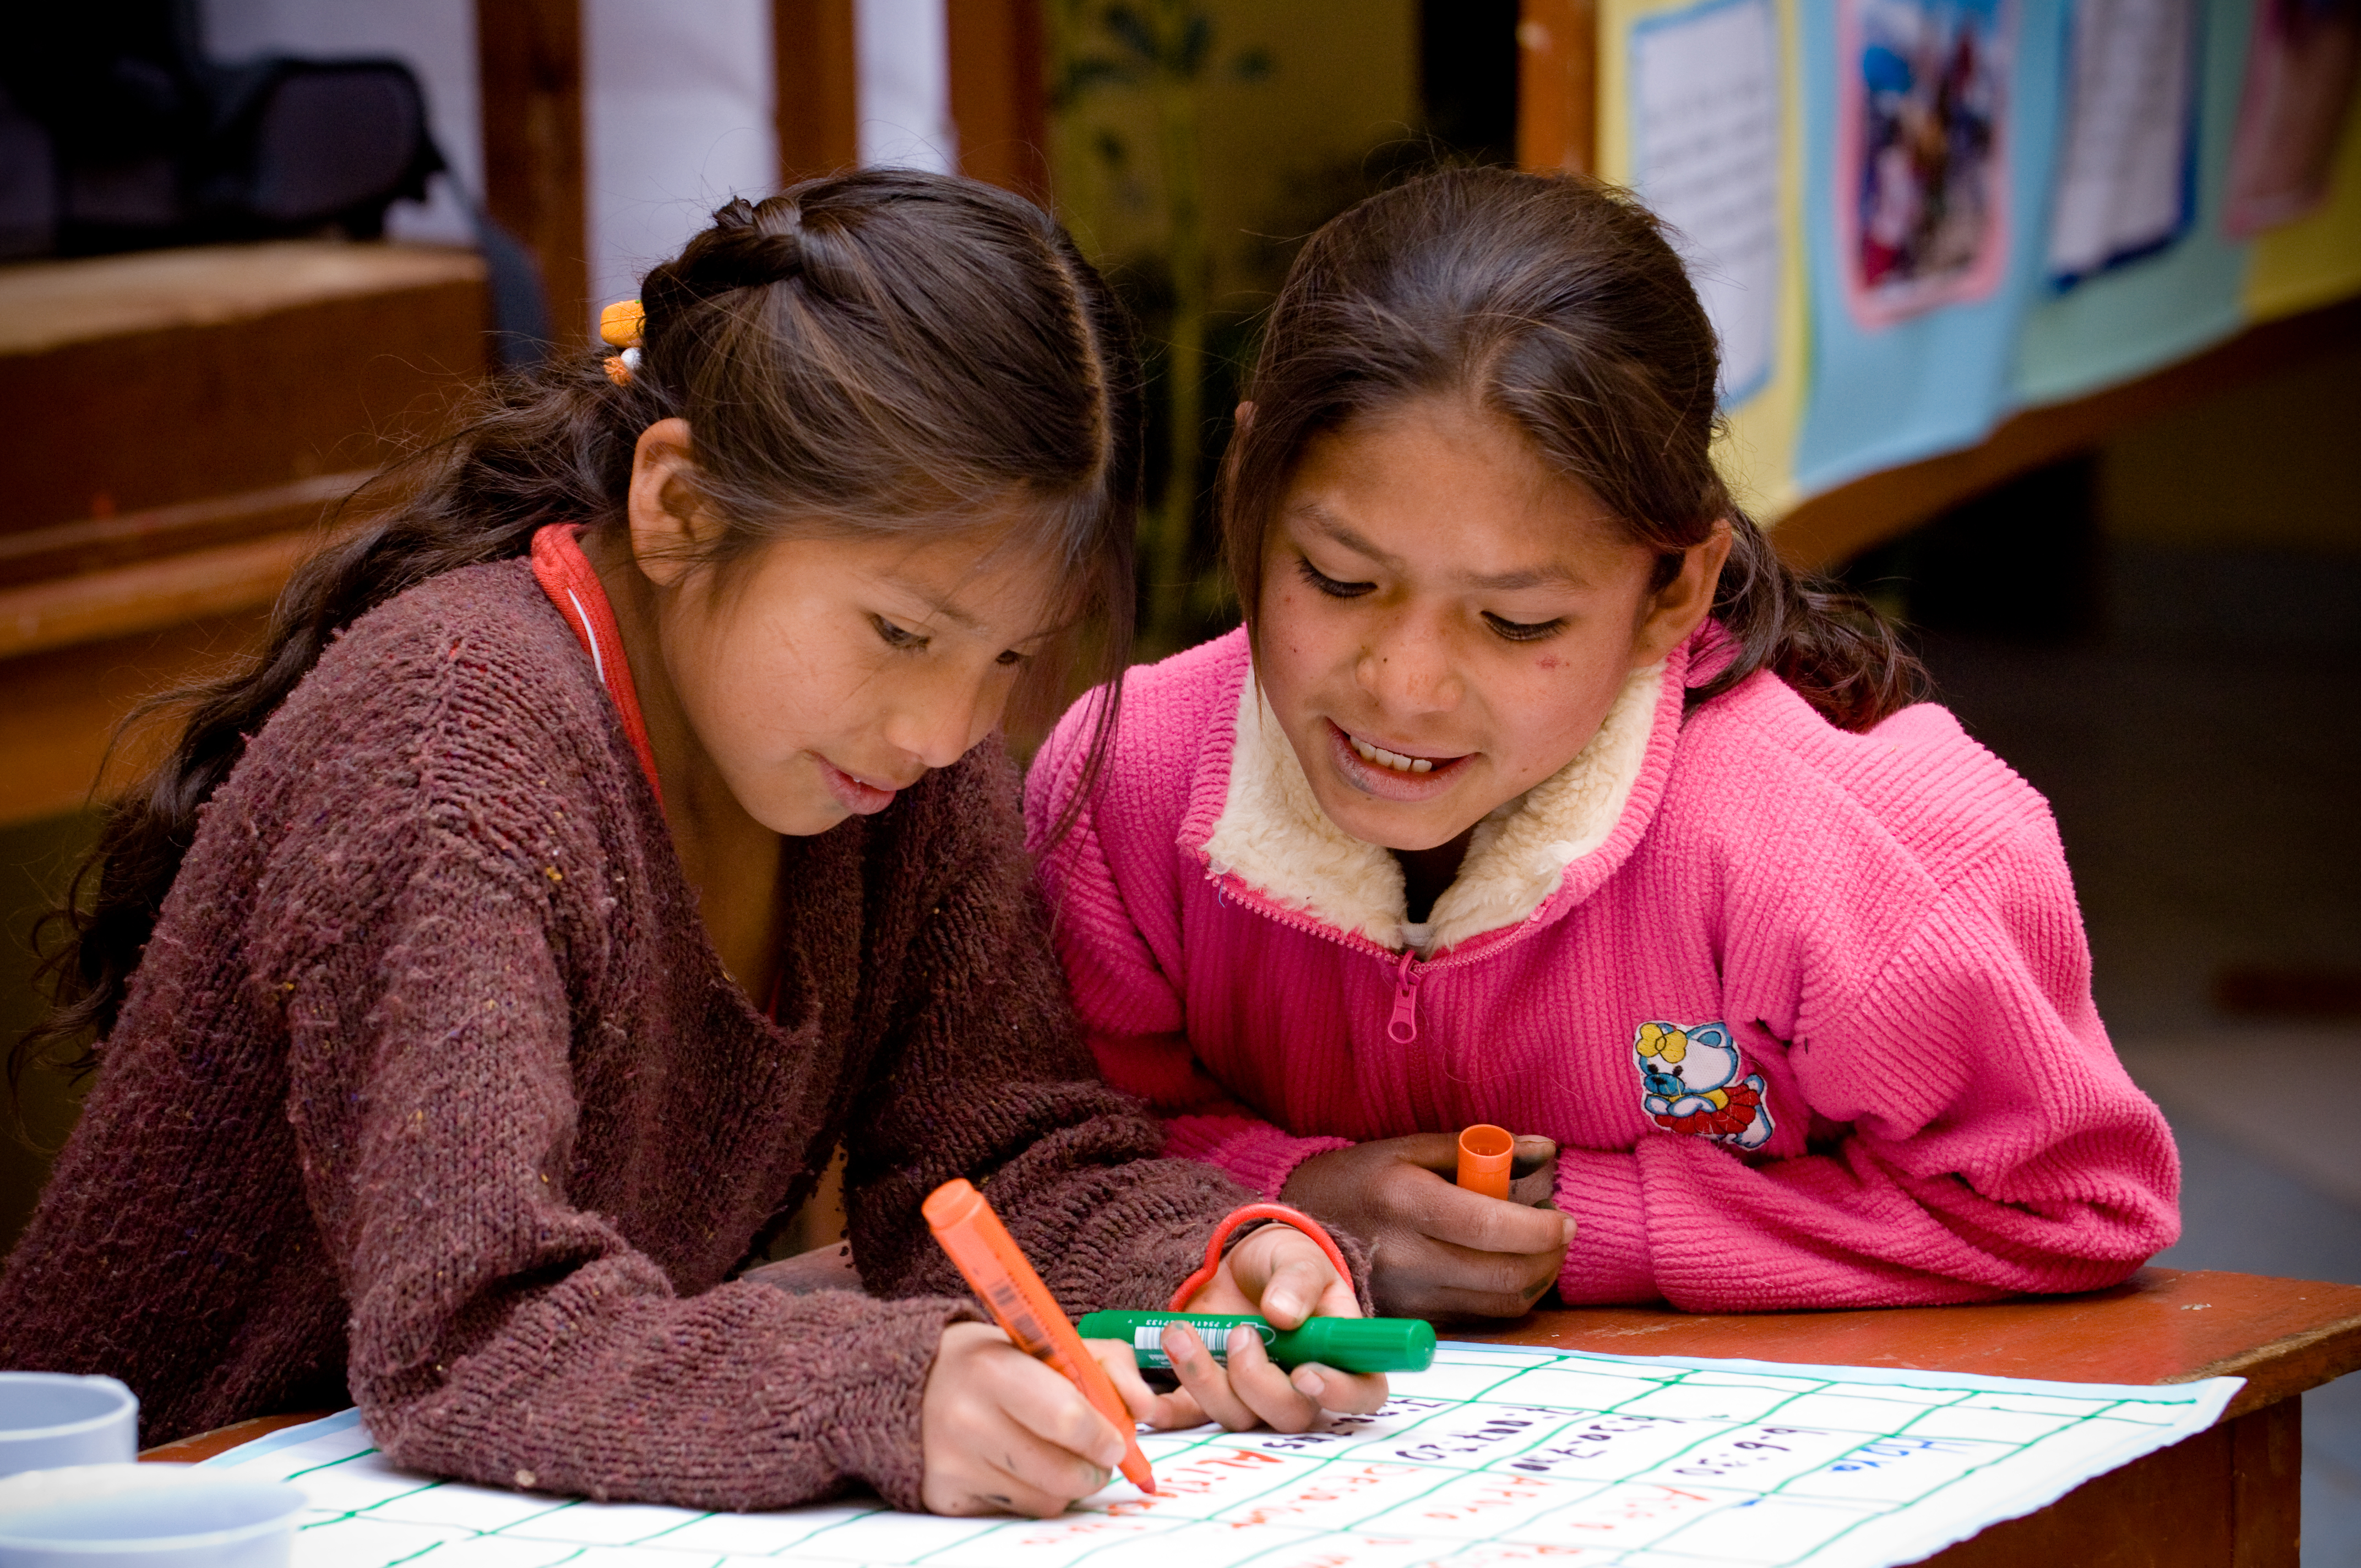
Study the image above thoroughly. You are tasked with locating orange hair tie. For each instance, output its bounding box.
[1167,1202,1354,1311]
[599,299,644,384]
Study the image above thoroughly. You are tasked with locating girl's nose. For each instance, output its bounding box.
[884,676,989,771]
[1355,611,1464,714]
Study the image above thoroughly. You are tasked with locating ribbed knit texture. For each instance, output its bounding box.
[1025,627,2180,1311]
[0,558,1273,1511]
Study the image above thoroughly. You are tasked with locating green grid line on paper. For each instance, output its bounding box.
[205,1343,2240,1568]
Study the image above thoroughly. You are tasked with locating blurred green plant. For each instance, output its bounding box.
[1050,2,1270,657]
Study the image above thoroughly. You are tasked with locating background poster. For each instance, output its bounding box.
[1631,0,1787,406]
[1840,0,2015,325]
[1602,0,1811,520]
[2015,0,2253,407]
[2044,0,2201,284]
[1797,0,2063,493]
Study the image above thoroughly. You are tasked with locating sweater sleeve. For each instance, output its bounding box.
[1553,819,2180,1311]
[847,741,1349,1313]
[1022,700,1352,1202]
[282,801,976,1513]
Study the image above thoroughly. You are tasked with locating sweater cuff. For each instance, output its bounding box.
[1162,1115,1354,1202]
[1552,1148,1658,1305]
[822,1295,985,1512]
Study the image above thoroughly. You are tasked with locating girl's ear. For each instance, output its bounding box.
[1631,519,1733,668]
[625,417,709,590]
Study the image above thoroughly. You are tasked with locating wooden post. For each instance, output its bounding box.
[1517,0,1599,174]
[948,0,1051,202]
[775,0,861,187]
[477,0,587,348]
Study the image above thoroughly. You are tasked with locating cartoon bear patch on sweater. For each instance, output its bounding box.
[1633,1021,1774,1150]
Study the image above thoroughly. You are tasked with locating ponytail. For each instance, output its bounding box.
[1689,513,1924,730]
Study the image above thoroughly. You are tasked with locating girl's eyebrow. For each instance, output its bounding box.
[1291,502,1586,591]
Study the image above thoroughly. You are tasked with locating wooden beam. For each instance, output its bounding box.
[0,246,482,535]
[1517,0,1598,174]
[478,0,587,347]
[1770,297,2361,571]
[0,531,326,662]
[0,474,366,591]
[775,0,860,188]
[948,0,1051,203]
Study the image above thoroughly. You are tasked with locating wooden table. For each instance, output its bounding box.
[144,1267,2361,1566]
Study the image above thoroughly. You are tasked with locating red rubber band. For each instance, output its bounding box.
[1168,1202,1355,1311]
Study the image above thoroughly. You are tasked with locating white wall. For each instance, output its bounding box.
[583,0,776,333]
[198,0,481,244]
[202,0,961,335]
[855,0,955,174]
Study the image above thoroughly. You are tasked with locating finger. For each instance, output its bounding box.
[1410,1181,1576,1256]
[1220,1316,1324,1433]
[1254,1253,1344,1329]
[1286,1364,1391,1416]
[1392,1131,1476,1176]
[1163,1322,1260,1430]
[1374,1232,1565,1321]
[997,1355,1127,1476]
[1510,1134,1559,1174]
[1509,1157,1560,1208]
[973,1423,1114,1517]
[1087,1338,1205,1430]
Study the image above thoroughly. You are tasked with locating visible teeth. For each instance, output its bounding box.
[1349,735,1437,775]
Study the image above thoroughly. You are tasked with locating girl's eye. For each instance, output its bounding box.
[871,615,928,651]
[1483,612,1568,643]
[995,649,1026,667]
[1296,557,1374,599]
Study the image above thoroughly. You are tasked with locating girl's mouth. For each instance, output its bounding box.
[1326,721,1472,802]
[816,757,900,815]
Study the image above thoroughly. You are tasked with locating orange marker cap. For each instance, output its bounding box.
[923,1179,1156,1495]
[1457,1123,1514,1200]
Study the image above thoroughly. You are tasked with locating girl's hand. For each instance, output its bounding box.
[1280,1133,1570,1321]
[1127,1221,1391,1433]
[922,1322,1128,1517]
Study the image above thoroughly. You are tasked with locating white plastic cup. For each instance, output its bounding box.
[0,1376,138,1477]
[0,1464,305,1567]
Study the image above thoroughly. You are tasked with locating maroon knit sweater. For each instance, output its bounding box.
[0,557,1272,1510]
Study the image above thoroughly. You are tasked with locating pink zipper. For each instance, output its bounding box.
[1388,951,1424,1043]
[1195,860,1532,1043]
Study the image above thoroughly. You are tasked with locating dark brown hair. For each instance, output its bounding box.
[1223,165,1918,726]
[25,168,1141,1077]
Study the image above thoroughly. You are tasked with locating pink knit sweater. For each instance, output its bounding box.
[1025,626,2179,1311]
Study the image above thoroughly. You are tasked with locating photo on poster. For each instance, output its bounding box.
[1838,0,2014,327]
[1632,0,1785,406]
[2225,0,2361,235]
[2046,0,2201,286]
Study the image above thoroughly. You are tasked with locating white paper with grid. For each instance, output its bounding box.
[200,1342,2240,1567]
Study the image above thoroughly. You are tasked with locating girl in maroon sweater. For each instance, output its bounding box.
[1,171,1379,1516]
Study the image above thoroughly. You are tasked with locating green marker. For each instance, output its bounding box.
[1077,1310,1435,1375]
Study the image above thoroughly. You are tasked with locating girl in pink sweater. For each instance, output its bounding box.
[1026,168,2178,1320]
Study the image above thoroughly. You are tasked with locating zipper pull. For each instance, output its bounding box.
[1387,950,1423,1044]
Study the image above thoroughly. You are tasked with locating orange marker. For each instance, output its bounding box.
[1456,1124,1514,1200]
[923,1178,1156,1495]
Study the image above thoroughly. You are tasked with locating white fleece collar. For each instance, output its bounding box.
[1200,658,1666,955]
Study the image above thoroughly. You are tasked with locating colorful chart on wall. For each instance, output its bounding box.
[2044,0,2201,285]
[1795,0,2064,492]
[1631,0,1787,407]
[202,1341,2241,1567]
[1603,0,1811,520]
[2012,0,2256,407]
